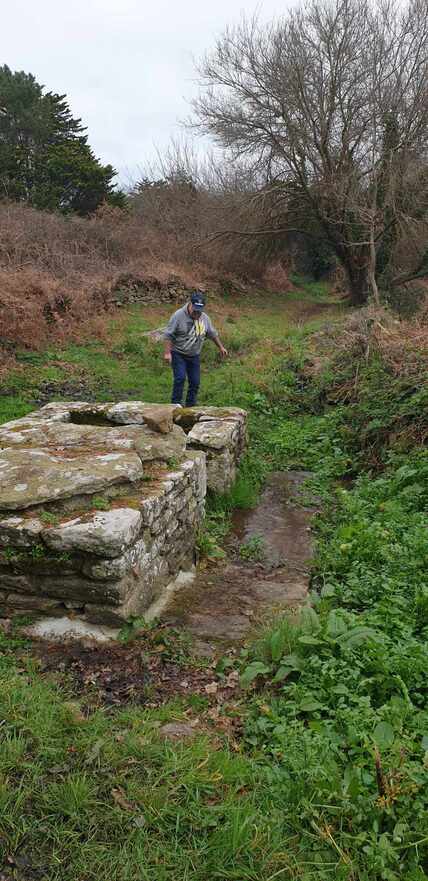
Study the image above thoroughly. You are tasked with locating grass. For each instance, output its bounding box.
[239,534,266,562]
[0,394,34,424]
[0,281,427,879]
[239,452,428,880]
[0,284,341,420]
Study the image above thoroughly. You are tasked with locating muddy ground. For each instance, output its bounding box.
[22,470,316,710]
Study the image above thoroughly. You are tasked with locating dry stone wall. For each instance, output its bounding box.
[0,401,246,623]
[110,275,191,308]
[175,406,247,494]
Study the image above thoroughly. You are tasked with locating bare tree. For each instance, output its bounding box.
[129,139,289,276]
[192,0,428,305]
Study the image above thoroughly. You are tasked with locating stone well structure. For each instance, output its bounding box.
[0,401,247,624]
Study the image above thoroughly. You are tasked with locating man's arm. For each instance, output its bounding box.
[206,316,228,358]
[163,314,178,363]
[164,338,173,363]
[212,335,228,358]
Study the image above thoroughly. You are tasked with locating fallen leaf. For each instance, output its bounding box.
[225,671,239,688]
[111,788,136,812]
[205,682,218,695]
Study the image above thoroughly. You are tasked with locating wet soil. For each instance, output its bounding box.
[33,626,227,710]
[163,471,318,651]
[28,470,318,704]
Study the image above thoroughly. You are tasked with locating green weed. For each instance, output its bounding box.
[92,495,111,511]
[240,453,428,880]
[239,534,266,562]
[40,510,60,527]
[196,511,228,561]
[29,543,46,560]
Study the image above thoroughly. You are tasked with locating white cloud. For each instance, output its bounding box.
[1,0,291,183]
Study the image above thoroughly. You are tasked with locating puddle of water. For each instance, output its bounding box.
[163,471,317,650]
[232,471,316,570]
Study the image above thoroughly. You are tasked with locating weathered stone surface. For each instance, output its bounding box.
[43,509,142,558]
[106,402,176,434]
[0,419,187,467]
[159,722,196,741]
[0,555,78,578]
[185,451,207,503]
[0,422,140,451]
[137,404,175,435]
[0,573,37,594]
[82,537,150,580]
[0,516,43,547]
[205,448,237,495]
[174,406,246,430]
[187,419,237,451]
[0,449,143,510]
[5,593,65,614]
[185,414,244,494]
[34,402,111,421]
[134,425,186,461]
[0,569,127,604]
[0,401,246,626]
[38,574,131,605]
[25,616,118,642]
[84,575,155,624]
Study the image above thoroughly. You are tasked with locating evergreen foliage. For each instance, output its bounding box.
[0,65,124,214]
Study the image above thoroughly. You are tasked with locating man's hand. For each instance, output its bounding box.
[164,350,172,364]
[219,345,228,358]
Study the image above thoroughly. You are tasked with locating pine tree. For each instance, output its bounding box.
[0,65,125,214]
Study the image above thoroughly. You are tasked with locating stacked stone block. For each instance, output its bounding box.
[0,400,245,623]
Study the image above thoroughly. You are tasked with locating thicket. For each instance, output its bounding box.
[236,310,428,881]
[0,191,293,363]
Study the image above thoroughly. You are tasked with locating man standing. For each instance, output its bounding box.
[163,292,228,407]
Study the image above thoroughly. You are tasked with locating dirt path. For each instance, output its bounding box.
[160,470,317,654]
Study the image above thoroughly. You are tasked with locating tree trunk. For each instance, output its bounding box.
[343,260,370,307]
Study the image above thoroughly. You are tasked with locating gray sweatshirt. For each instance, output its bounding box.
[163,305,218,356]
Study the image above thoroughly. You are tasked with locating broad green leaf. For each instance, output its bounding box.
[269,630,284,663]
[321,584,336,598]
[326,610,349,639]
[273,666,294,683]
[300,606,321,635]
[421,734,428,750]
[338,626,378,647]
[299,698,323,712]
[240,662,270,687]
[343,766,361,798]
[331,684,349,695]
[298,635,323,645]
[280,653,304,671]
[373,721,394,749]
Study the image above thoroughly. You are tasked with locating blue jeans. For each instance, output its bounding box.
[171,351,201,406]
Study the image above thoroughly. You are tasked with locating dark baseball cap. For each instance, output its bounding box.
[190,291,206,310]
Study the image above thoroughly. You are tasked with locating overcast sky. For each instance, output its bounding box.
[1,0,291,186]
